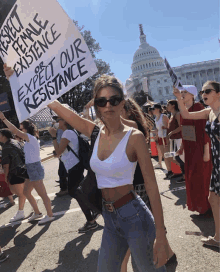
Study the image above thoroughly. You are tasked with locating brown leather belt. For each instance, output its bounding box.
[103,192,135,212]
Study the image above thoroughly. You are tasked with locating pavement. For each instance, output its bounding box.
[40,140,56,163]
[0,142,219,272]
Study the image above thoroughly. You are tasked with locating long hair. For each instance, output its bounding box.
[0,129,14,140]
[21,120,39,139]
[124,98,149,137]
[204,80,220,93]
[93,75,124,131]
[167,100,179,111]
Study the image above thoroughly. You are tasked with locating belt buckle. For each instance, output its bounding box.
[105,203,114,212]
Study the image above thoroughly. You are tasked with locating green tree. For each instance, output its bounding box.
[59,20,113,113]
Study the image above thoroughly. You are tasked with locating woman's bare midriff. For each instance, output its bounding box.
[101,184,134,202]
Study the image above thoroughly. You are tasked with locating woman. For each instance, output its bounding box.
[120,99,176,272]
[166,100,185,183]
[0,129,26,222]
[0,115,54,225]
[152,104,173,179]
[45,75,168,271]
[173,85,212,215]
[4,65,168,269]
[0,154,15,209]
[48,116,98,233]
[173,81,219,248]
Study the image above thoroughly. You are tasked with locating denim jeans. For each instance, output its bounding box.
[98,193,166,272]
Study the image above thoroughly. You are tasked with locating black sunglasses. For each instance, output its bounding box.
[200,89,215,95]
[94,96,123,107]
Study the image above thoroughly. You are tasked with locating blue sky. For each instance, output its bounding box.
[58,0,219,84]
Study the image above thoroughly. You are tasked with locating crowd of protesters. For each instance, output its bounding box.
[0,64,219,270]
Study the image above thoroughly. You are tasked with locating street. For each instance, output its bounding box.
[0,153,219,272]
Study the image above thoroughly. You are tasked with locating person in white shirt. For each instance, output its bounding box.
[49,117,99,233]
[0,114,54,225]
[52,117,68,196]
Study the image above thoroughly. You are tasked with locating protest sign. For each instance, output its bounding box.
[164,58,182,88]
[0,0,98,122]
[0,92,11,112]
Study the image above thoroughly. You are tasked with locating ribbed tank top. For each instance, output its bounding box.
[90,127,137,189]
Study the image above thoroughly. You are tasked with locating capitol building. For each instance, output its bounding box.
[125,25,220,104]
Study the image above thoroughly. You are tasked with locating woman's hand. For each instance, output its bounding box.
[167,132,172,139]
[153,234,169,268]
[3,64,14,80]
[85,98,94,109]
[203,143,210,162]
[176,147,183,156]
[48,127,57,137]
[153,135,158,141]
[5,176,9,184]
[0,111,5,120]
[203,153,210,162]
[173,87,182,100]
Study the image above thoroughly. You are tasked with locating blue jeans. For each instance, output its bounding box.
[98,193,166,272]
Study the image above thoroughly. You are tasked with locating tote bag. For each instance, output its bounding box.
[77,125,102,213]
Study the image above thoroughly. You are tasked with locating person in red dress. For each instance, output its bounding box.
[176,85,212,214]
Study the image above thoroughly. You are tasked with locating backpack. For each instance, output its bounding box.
[66,130,91,170]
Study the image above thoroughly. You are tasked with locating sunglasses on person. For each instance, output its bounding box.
[56,118,63,122]
[200,89,215,95]
[94,96,123,107]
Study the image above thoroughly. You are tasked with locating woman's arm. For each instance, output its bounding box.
[167,112,182,138]
[48,100,96,138]
[134,133,166,232]
[173,87,210,119]
[131,131,168,267]
[176,142,184,155]
[162,115,169,129]
[48,127,70,157]
[52,138,70,157]
[3,64,14,80]
[0,112,29,142]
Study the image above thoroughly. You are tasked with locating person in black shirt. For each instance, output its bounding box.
[0,129,26,222]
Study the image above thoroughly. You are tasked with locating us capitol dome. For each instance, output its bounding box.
[125,24,220,104]
[130,24,165,77]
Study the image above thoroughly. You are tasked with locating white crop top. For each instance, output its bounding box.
[90,127,137,189]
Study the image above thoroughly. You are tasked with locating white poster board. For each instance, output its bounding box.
[0,0,98,122]
[164,58,182,88]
